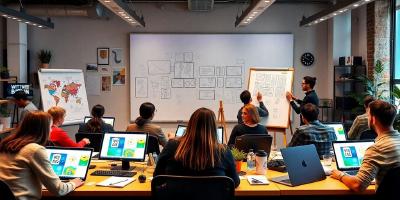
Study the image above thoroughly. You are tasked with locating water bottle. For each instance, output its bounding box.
[152,152,158,165]
[247,149,255,170]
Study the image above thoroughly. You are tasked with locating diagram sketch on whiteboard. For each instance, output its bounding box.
[184,52,193,62]
[148,60,171,75]
[216,66,226,76]
[183,79,196,88]
[171,79,184,88]
[199,90,215,100]
[199,66,215,76]
[135,77,148,98]
[174,62,194,78]
[226,66,242,76]
[225,77,242,88]
[199,77,216,88]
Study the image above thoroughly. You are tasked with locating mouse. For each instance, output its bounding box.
[89,164,96,169]
[138,174,146,183]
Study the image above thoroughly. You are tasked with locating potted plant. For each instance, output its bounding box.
[0,66,10,79]
[231,147,246,172]
[0,100,11,130]
[38,50,52,68]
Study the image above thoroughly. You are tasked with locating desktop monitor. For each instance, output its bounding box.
[324,123,347,141]
[99,132,148,170]
[84,116,115,127]
[46,147,93,180]
[333,140,374,171]
[175,125,224,144]
[5,83,33,98]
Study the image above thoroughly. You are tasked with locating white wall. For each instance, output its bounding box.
[27,3,329,149]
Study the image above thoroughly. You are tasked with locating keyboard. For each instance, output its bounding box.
[267,159,287,172]
[91,170,137,177]
[344,170,358,176]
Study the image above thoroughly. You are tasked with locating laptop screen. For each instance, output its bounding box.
[46,147,93,180]
[325,123,347,141]
[175,125,223,143]
[84,116,115,127]
[333,141,374,170]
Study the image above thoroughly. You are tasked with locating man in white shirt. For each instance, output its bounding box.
[13,90,38,123]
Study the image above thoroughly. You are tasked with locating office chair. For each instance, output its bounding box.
[75,133,103,152]
[151,175,235,200]
[234,134,273,155]
[0,179,16,200]
[359,129,377,140]
[146,135,161,155]
[376,166,400,200]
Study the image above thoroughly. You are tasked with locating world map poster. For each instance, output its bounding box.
[39,69,90,125]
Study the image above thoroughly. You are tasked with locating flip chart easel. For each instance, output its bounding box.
[217,101,228,144]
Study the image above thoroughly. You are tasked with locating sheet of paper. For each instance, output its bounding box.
[247,175,270,185]
[96,176,135,188]
[85,73,101,96]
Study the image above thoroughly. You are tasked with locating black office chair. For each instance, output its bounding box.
[376,166,400,200]
[234,134,273,155]
[0,179,16,200]
[359,129,377,140]
[146,135,161,155]
[75,133,103,152]
[151,175,235,200]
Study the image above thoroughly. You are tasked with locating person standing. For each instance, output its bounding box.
[286,76,319,125]
[12,90,38,123]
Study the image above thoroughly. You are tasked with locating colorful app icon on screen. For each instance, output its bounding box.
[340,146,360,167]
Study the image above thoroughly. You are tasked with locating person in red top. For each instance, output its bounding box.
[48,106,90,147]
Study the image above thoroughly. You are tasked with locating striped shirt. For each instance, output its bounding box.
[347,113,369,140]
[288,120,337,157]
[356,130,400,191]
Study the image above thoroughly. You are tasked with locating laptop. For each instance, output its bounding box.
[175,125,224,144]
[333,140,374,175]
[84,116,115,127]
[324,122,347,141]
[46,147,93,180]
[270,145,326,186]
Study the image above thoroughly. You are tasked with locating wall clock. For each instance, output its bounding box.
[301,52,314,66]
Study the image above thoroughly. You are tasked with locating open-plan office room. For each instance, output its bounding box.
[0,0,398,200]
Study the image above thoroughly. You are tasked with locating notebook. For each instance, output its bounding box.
[96,176,135,188]
[333,140,374,175]
[46,147,93,180]
[84,116,115,127]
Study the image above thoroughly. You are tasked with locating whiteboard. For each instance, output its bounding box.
[248,68,294,128]
[130,34,293,122]
[38,69,90,125]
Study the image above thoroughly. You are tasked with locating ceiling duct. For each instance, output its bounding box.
[188,0,214,11]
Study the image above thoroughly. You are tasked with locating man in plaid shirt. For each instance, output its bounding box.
[288,103,337,157]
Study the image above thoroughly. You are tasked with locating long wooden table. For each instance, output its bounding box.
[42,160,375,199]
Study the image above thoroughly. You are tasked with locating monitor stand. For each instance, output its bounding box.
[110,160,135,171]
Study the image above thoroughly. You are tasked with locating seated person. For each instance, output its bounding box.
[154,108,240,188]
[347,96,375,140]
[331,100,400,192]
[228,104,269,146]
[126,102,167,147]
[78,104,114,133]
[0,111,83,200]
[13,90,38,123]
[288,103,336,157]
[48,106,90,147]
[237,90,269,124]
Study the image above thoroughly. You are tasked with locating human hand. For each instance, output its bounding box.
[256,92,263,102]
[82,138,90,145]
[70,178,84,188]
[330,170,343,180]
[167,133,175,140]
[285,91,293,101]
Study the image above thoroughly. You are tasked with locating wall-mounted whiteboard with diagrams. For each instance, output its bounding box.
[130,34,293,122]
[38,69,90,125]
[248,68,294,128]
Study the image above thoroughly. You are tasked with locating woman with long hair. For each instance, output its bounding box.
[154,107,240,187]
[48,106,90,147]
[78,104,114,133]
[0,111,84,200]
[228,104,269,146]
[126,102,167,147]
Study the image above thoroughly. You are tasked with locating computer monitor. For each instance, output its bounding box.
[46,147,93,180]
[175,125,224,144]
[84,116,115,127]
[5,83,33,98]
[99,132,148,170]
[333,140,374,171]
[324,122,347,141]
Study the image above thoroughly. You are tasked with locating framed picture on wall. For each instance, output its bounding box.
[112,67,126,85]
[97,48,109,65]
[101,75,112,92]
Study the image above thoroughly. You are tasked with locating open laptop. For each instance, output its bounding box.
[175,125,224,143]
[84,116,115,127]
[324,122,347,141]
[46,147,93,180]
[333,140,374,175]
[270,145,326,186]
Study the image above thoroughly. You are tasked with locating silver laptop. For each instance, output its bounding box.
[324,123,347,141]
[333,140,374,175]
[270,145,326,186]
[84,116,115,127]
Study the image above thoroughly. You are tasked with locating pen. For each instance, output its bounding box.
[251,178,263,184]
[108,179,129,186]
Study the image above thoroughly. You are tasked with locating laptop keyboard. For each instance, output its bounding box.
[91,170,137,177]
[345,170,358,176]
[280,178,292,184]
